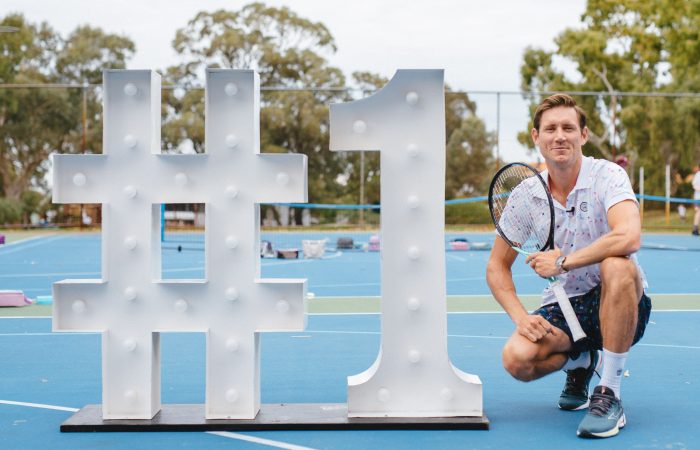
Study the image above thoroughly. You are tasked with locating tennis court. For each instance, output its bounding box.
[1,232,699,449]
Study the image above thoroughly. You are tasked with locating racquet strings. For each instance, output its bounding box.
[490,164,552,253]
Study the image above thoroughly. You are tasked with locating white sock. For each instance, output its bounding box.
[562,352,591,371]
[598,349,628,399]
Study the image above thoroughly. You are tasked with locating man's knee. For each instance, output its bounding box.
[502,341,538,382]
[600,256,638,286]
[600,256,642,306]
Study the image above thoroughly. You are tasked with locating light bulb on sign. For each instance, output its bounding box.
[72,299,86,314]
[225,134,239,149]
[124,287,137,302]
[72,173,87,187]
[352,120,367,134]
[174,299,188,313]
[225,83,238,96]
[123,134,137,149]
[123,185,137,198]
[225,185,239,199]
[123,83,137,96]
[175,173,188,187]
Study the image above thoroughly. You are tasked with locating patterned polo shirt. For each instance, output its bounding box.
[539,156,648,305]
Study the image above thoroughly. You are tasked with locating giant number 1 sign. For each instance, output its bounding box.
[331,70,482,417]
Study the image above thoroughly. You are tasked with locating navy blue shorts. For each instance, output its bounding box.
[533,284,652,355]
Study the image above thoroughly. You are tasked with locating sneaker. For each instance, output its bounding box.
[577,386,626,438]
[558,350,601,411]
[693,229,700,236]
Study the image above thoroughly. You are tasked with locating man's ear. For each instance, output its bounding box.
[581,126,589,144]
[531,127,539,146]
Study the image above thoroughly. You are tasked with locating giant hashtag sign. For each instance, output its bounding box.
[52,69,307,419]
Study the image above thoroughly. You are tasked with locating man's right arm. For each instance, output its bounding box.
[487,236,555,342]
[486,236,528,323]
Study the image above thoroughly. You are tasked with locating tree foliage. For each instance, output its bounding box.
[2,3,497,225]
[0,13,134,203]
[162,3,347,226]
[520,0,700,195]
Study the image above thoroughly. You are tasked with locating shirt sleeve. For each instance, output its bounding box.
[599,163,638,212]
[693,172,700,191]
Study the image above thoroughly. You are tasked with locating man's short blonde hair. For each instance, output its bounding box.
[533,93,587,131]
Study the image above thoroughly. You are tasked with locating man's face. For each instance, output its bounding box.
[531,106,588,167]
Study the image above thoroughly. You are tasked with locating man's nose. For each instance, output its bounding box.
[554,128,566,141]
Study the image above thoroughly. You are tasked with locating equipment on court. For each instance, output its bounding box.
[449,238,470,251]
[276,248,299,259]
[488,162,586,342]
[336,237,354,249]
[0,234,5,244]
[367,235,380,251]
[261,240,275,258]
[302,239,326,258]
[0,290,32,307]
[36,295,54,305]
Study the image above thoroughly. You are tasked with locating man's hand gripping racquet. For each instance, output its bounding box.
[488,162,586,342]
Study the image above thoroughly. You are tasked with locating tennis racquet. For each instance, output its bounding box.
[488,162,586,342]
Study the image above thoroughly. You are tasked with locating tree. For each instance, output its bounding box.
[519,0,700,196]
[340,73,495,205]
[163,3,347,225]
[444,90,496,198]
[0,13,134,206]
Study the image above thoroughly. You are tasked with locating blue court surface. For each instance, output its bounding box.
[1,232,699,449]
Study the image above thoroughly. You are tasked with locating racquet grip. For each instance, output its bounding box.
[550,281,586,342]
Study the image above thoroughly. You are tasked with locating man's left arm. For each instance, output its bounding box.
[526,200,641,276]
[557,199,641,271]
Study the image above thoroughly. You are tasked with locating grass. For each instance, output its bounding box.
[640,207,697,232]
[3,294,698,317]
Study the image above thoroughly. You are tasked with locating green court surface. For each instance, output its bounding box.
[3,293,698,317]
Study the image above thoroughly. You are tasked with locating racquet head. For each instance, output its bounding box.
[488,162,554,253]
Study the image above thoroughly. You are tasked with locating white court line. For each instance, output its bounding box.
[0,332,94,336]
[0,400,315,450]
[0,271,100,279]
[1,328,699,350]
[0,235,65,256]
[0,234,56,249]
[638,343,700,350]
[0,267,205,279]
[207,431,317,450]
[0,400,79,412]
[3,309,700,320]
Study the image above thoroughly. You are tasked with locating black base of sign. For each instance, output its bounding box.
[61,403,490,432]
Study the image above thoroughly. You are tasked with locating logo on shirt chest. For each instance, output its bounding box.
[579,201,588,213]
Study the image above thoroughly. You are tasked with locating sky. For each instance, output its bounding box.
[2,0,588,162]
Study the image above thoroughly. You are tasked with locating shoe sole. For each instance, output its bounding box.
[558,399,590,411]
[577,413,626,438]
